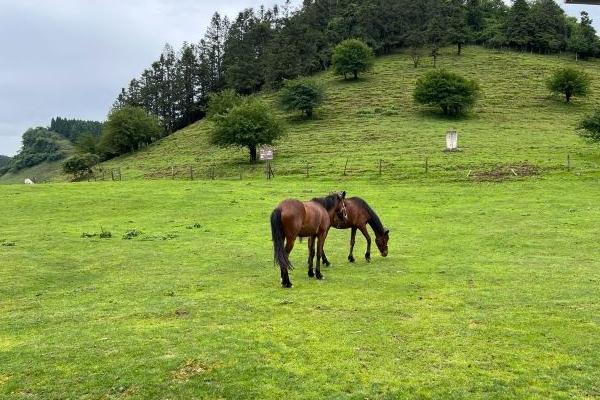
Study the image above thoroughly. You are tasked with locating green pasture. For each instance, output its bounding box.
[1,175,600,399]
[98,47,600,182]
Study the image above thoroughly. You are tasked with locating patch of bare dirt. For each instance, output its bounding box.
[470,163,539,182]
[172,360,209,382]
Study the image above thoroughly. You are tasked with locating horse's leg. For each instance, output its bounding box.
[281,237,296,288]
[358,225,372,262]
[348,227,357,263]
[321,227,331,267]
[315,234,325,280]
[307,236,316,278]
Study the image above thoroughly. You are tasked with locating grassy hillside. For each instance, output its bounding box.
[2,177,600,398]
[100,46,600,181]
[0,137,74,184]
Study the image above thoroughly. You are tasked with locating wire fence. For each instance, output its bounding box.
[83,153,600,184]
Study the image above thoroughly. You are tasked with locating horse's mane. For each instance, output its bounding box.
[311,193,339,211]
[352,197,385,236]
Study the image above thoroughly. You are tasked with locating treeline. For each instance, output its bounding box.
[115,0,599,139]
[2,117,104,174]
[50,117,103,142]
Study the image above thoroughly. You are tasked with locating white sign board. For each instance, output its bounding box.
[259,147,274,161]
[446,131,458,151]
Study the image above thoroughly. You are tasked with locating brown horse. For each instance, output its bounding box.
[270,192,347,288]
[322,197,389,264]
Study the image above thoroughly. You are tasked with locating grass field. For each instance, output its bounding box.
[2,175,600,399]
[95,46,600,182]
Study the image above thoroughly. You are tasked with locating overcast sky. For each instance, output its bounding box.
[0,0,598,156]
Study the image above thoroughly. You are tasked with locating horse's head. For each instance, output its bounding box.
[375,229,389,257]
[334,191,348,222]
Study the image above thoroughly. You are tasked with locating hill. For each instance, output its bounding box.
[100,47,600,181]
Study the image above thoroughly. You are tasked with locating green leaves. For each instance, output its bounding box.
[99,106,163,157]
[577,110,600,143]
[414,70,480,116]
[546,68,590,103]
[278,79,325,118]
[210,98,284,161]
[332,39,375,80]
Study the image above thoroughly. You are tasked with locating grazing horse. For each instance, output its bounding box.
[322,197,389,264]
[270,192,347,288]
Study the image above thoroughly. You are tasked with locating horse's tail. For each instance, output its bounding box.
[271,208,291,270]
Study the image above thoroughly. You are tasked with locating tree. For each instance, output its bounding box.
[414,70,480,116]
[278,79,325,118]
[99,106,163,158]
[446,0,469,55]
[577,110,600,142]
[210,98,284,162]
[63,153,100,179]
[331,39,375,80]
[546,68,590,103]
[568,12,599,60]
[505,0,533,50]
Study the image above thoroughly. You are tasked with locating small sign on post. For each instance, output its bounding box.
[259,146,274,179]
[445,130,460,152]
[259,146,274,161]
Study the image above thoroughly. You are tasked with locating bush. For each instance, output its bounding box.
[547,68,590,103]
[414,70,480,116]
[577,110,600,142]
[63,153,100,179]
[99,106,162,158]
[210,98,284,162]
[332,39,375,80]
[278,79,325,118]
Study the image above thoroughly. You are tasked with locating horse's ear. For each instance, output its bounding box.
[342,191,346,199]
[385,229,390,237]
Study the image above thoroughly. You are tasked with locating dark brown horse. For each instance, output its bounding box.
[270,192,347,288]
[322,197,389,264]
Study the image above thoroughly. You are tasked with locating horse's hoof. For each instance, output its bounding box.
[324,261,331,267]
[308,270,315,278]
[282,282,293,289]
[348,255,355,263]
[316,274,324,280]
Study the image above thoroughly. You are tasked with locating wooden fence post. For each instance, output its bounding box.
[379,159,382,177]
[306,162,310,178]
[425,157,429,174]
[189,166,194,181]
[343,158,348,176]
[567,154,571,171]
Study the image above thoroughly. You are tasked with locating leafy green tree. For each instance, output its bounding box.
[99,106,163,157]
[577,110,600,142]
[546,68,590,103]
[206,89,243,118]
[210,98,284,162]
[414,70,480,116]
[63,153,100,179]
[529,0,567,53]
[568,12,599,60]
[278,79,325,118]
[331,39,375,80]
[505,0,533,50]
[0,155,11,175]
[446,0,469,55]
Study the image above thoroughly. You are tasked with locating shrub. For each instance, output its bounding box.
[332,39,375,80]
[278,79,325,118]
[577,110,600,142]
[63,153,100,179]
[547,68,590,103]
[414,70,480,116]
